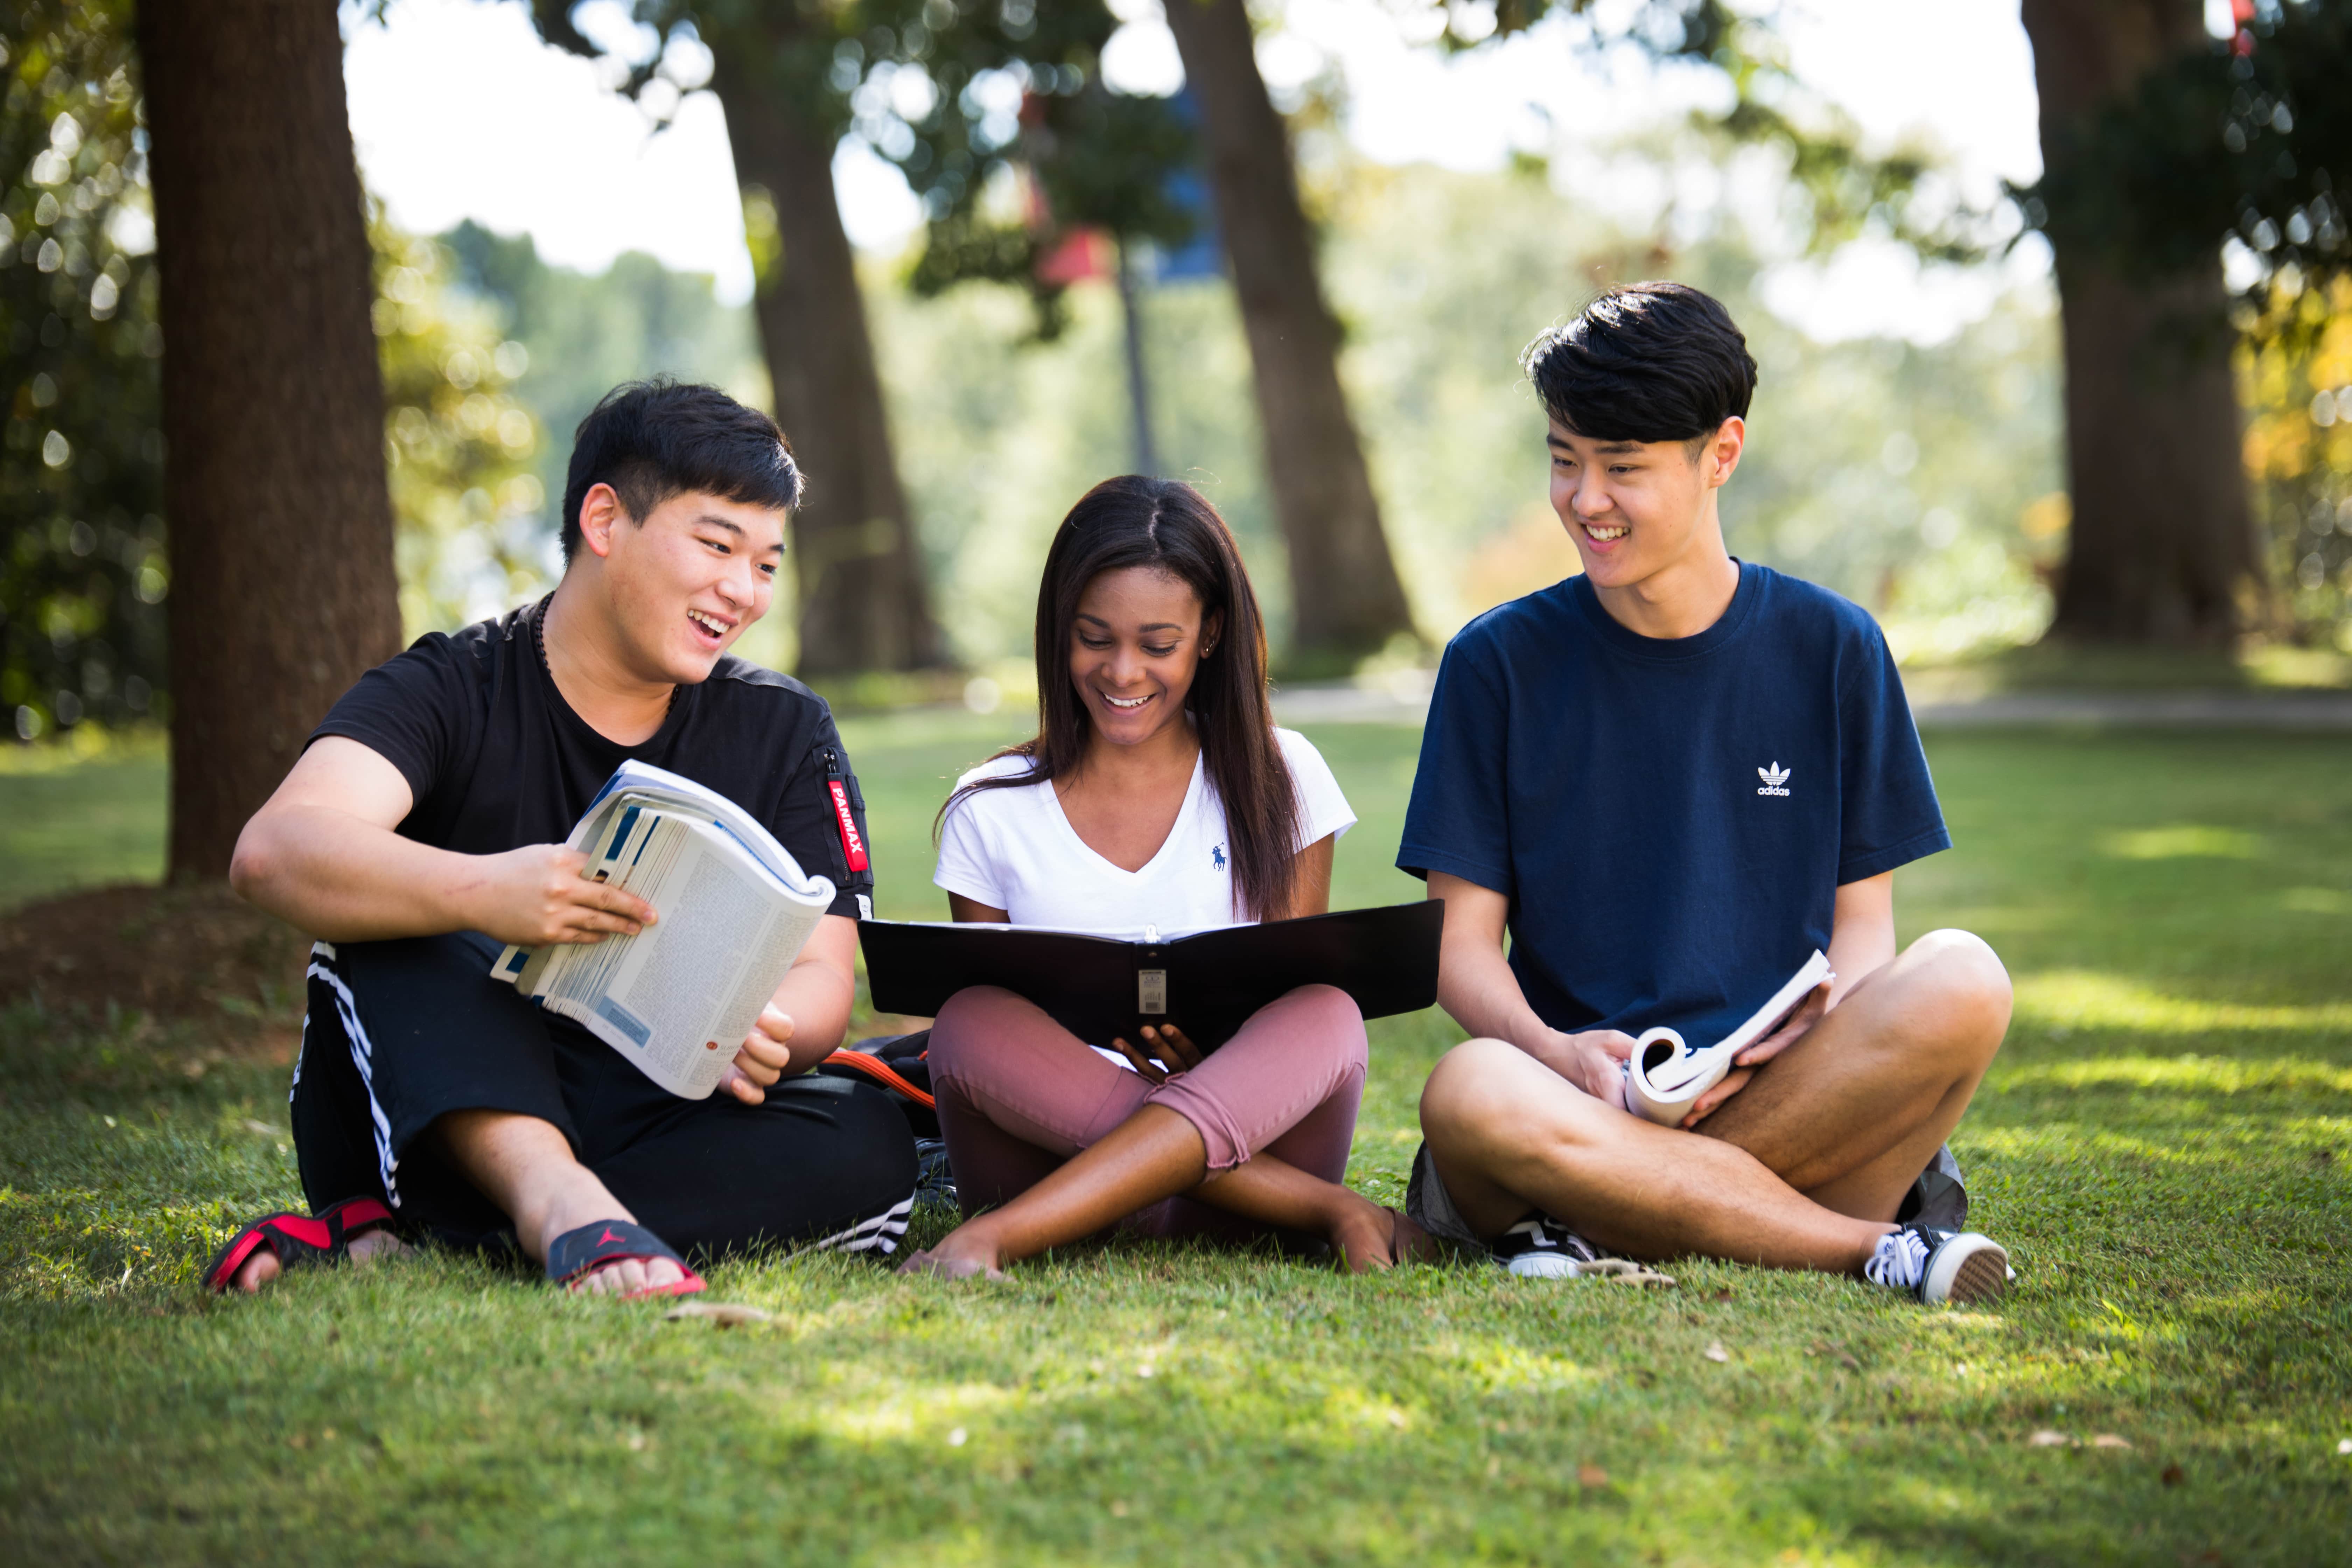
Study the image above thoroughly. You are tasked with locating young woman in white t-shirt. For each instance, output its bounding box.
[899,476,1434,1278]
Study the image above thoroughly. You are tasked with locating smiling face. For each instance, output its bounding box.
[580,483,784,685]
[1068,566,1220,749]
[1547,415,1744,597]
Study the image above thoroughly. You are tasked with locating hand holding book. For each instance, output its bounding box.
[1109,1022,1204,1084]
[463,841,659,949]
[1673,974,1834,1128]
[715,1002,799,1105]
[1622,950,1836,1127]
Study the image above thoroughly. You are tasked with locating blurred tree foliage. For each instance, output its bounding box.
[885,8,1198,335]
[370,208,546,638]
[0,0,164,738]
[2022,0,2346,301]
[527,0,958,676]
[441,219,763,524]
[2240,275,2352,642]
[875,160,2062,667]
[2016,0,2351,644]
[1424,0,1993,263]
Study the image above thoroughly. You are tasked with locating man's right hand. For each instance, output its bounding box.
[1527,1028,1637,1110]
[457,845,658,948]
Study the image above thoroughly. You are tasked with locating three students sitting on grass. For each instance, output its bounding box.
[212,281,2011,1308]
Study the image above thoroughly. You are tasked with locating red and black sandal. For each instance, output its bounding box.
[545,1219,706,1301]
[202,1196,397,1293]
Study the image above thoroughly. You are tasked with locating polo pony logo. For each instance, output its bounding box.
[1756,762,1792,798]
[1211,843,1227,871]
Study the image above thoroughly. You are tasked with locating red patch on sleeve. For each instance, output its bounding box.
[827,779,870,872]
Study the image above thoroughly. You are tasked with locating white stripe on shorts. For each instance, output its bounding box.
[799,1193,915,1258]
[306,941,402,1210]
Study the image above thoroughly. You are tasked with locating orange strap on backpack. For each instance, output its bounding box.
[821,1048,935,1109]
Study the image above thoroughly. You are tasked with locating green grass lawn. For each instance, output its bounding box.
[3,718,2348,1564]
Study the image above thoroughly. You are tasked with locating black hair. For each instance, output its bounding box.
[1522,281,1758,450]
[559,379,802,563]
[940,476,1303,923]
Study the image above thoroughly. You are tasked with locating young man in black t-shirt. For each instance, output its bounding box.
[1400,285,2014,1306]
[215,382,916,1298]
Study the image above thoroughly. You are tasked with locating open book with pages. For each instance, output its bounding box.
[491,761,836,1099]
[1622,949,1833,1126]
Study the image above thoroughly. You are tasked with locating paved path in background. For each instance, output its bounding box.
[1270,681,2352,731]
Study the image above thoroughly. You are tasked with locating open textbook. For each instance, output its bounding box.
[1622,949,1833,1127]
[490,761,836,1099]
[858,903,1443,1054]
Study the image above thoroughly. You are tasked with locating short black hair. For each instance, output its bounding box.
[1522,281,1758,449]
[559,380,801,564]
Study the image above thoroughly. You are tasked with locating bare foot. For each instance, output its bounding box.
[896,1248,1008,1281]
[896,1222,1009,1281]
[565,1251,690,1296]
[537,1203,688,1297]
[230,1247,281,1293]
[1330,1200,1438,1274]
[229,1226,409,1293]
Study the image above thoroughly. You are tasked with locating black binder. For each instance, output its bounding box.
[857,902,1444,1052]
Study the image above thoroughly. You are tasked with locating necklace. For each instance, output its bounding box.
[532,599,677,720]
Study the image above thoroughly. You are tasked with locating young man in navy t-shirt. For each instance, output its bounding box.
[1398,283,2014,1306]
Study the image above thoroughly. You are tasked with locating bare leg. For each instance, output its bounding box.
[234,1112,675,1295]
[431,1109,684,1295]
[1698,929,2011,1220]
[1416,930,2012,1275]
[904,1105,1417,1276]
[1160,1143,1422,1272]
[1420,1038,1891,1271]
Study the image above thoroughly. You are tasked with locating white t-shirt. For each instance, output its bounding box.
[933,728,1356,934]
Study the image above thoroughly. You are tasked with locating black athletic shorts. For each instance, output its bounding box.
[289,931,918,1260]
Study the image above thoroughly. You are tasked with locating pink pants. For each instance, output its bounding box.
[927,983,1369,1239]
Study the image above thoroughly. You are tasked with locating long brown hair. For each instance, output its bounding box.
[941,476,1302,921]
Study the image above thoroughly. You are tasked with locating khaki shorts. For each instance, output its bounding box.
[1403,1139,1970,1256]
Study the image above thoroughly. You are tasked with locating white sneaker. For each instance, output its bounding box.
[1867,1223,2011,1306]
[1492,1214,1605,1279]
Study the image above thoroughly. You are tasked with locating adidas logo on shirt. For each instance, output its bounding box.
[1756,762,1792,797]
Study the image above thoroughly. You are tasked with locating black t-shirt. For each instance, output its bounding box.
[311,598,874,918]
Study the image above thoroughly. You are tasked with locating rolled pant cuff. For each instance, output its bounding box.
[1144,1074,1255,1172]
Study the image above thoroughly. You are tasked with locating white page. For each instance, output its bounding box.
[499,800,834,1098]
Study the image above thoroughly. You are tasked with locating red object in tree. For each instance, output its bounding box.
[1036,227,1113,286]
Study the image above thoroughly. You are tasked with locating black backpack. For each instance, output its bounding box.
[820,1031,953,1205]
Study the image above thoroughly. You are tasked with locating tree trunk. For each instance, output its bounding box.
[709,59,943,677]
[2022,0,2257,645]
[136,0,402,880]
[1161,0,1414,670]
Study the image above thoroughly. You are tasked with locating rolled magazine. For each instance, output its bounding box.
[491,761,836,1099]
[1622,949,1832,1127]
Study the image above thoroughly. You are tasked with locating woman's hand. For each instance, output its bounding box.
[1111,1022,1202,1085]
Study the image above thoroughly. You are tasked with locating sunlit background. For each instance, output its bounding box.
[339,0,2078,676]
[7,0,2345,738]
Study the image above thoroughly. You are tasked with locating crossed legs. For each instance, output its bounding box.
[1418,930,2011,1272]
[906,983,1420,1276]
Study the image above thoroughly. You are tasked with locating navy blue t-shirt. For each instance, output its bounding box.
[1397,562,1948,1047]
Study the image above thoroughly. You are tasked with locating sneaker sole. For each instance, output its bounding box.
[1922,1235,2010,1306]
[1505,1252,1586,1280]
